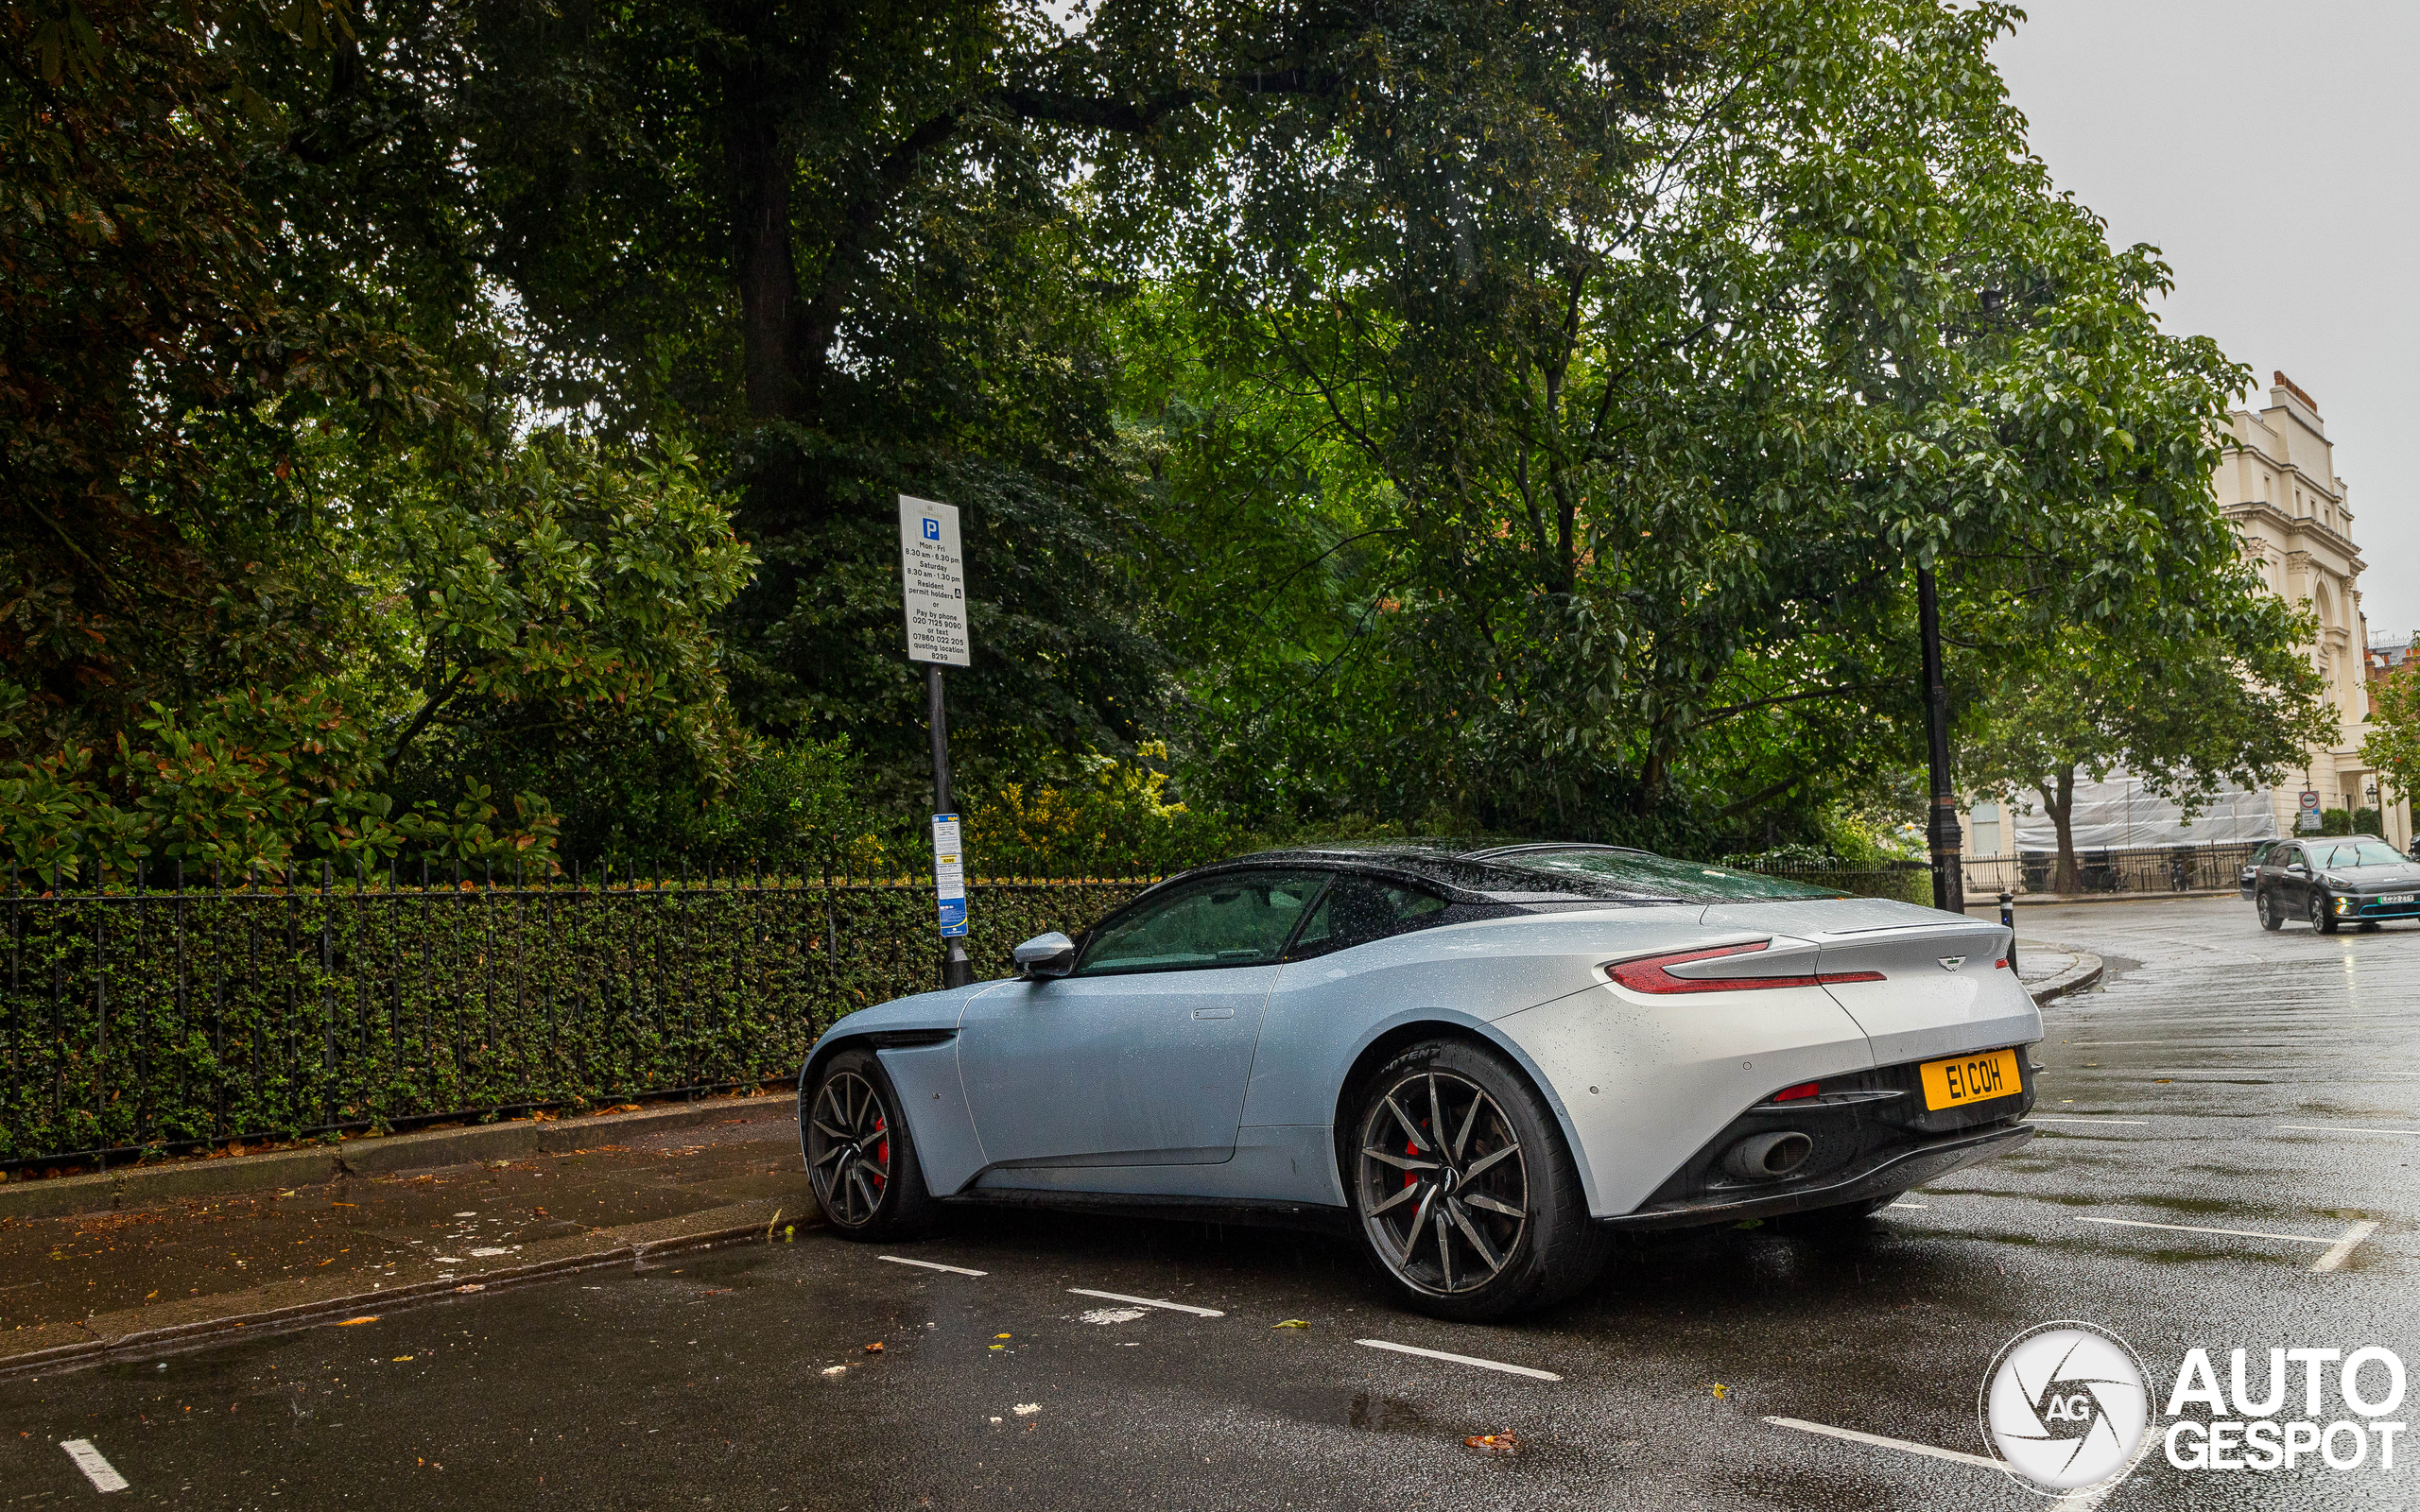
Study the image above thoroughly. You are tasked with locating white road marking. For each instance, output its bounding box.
[2029,1116,2149,1125]
[1762,1416,1999,1470]
[2312,1220,2380,1274]
[2277,1123,2420,1138]
[879,1255,988,1277]
[1355,1338,1561,1382]
[1079,1307,1149,1325]
[1888,1201,1927,1210]
[2075,1216,2334,1245]
[1066,1287,1224,1318]
[60,1440,129,1493]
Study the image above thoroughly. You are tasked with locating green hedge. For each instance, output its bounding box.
[1768,867,1933,906]
[0,875,1150,1169]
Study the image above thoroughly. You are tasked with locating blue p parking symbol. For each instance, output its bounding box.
[923,517,941,541]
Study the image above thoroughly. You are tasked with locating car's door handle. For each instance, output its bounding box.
[1191,1007,1236,1020]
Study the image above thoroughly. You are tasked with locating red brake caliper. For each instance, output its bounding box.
[872,1116,889,1189]
[1405,1135,1417,1190]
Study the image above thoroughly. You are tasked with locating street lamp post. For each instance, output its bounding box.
[1918,565,1966,915]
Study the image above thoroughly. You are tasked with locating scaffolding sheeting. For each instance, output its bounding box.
[2007,773,2281,851]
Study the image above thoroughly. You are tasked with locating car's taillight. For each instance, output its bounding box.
[1772,1081,1820,1102]
[1603,940,1885,994]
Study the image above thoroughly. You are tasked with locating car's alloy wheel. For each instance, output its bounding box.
[803,1050,937,1238]
[2257,891,2283,931]
[1347,1040,1608,1320]
[1357,1068,1530,1296]
[2311,890,2341,935]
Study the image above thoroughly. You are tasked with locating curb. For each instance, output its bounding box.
[0,1198,822,1380]
[2026,952,2105,1005]
[0,1091,797,1222]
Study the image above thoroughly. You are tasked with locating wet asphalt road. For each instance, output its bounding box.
[5,896,2418,1510]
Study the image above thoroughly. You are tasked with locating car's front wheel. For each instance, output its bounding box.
[2311,890,2341,935]
[804,1049,938,1239]
[2256,890,2283,931]
[1347,1040,1608,1320]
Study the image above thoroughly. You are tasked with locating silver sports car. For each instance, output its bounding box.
[797,842,2040,1318]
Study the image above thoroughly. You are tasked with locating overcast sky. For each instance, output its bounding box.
[1992,1,2420,640]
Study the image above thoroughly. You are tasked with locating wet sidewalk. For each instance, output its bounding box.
[0,1096,814,1372]
[2013,937,2102,1003]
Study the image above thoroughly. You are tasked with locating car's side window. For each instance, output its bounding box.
[1286,875,1451,962]
[1074,870,1326,976]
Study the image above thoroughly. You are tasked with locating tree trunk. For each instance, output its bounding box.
[726,106,802,423]
[2039,766,2080,894]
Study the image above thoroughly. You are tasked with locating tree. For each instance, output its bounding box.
[0,1,759,879]
[1962,620,2334,892]
[1113,0,2269,850]
[2361,664,2420,817]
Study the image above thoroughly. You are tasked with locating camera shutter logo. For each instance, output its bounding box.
[1980,1322,2151,1492]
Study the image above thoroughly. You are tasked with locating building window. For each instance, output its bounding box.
[1970,802,2001,857]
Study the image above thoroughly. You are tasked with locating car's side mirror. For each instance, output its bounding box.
[2286,862,2308,875]
[1012,931,1078,980]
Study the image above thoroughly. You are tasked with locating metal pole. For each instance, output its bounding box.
[929,664,974,989]
[1918,564,1965,915]
[1998,890,2018,977]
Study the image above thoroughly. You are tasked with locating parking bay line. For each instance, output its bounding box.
[60,1439,130,1494]
[1356,1339,1561,1382]
[2313,1221,2381,1274]
[2277,1123,2420,1138]
[2030,1116,2149,1125]
[1762,1416,1998,1471]
[879,1255,989,1277]
[1067,1287,1224,1318]
[1766,1416,2145,1507]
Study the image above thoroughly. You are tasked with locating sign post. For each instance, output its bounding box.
[900,495,974,988]
[2298,790,2323,834]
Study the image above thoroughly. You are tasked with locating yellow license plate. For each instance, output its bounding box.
[1919,1046,2022,1110]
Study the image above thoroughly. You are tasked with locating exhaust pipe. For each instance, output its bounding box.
[1722,1130,1813,1180]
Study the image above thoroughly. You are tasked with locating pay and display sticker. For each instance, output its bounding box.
[932,814,968,937]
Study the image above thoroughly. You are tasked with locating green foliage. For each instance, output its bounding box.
[2361,665,2420,811]
[0,875,1147,1165]
[1113,0,2276,853]
[2318,807,2354,838]
[961,745,1259,877]
[1962,616,2333,888]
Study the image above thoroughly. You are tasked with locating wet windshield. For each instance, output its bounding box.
[1480,848,1849,902]
[2309,840,2409,868]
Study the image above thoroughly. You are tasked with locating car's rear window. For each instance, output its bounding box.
[1482,848,1849,902]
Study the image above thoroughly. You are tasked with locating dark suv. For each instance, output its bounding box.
[2250,836,2420,933]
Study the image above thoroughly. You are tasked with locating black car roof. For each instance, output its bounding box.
[1211,842,1680,902]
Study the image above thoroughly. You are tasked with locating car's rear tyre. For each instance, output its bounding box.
[2256,891,2283,931]
[1346,1040,1609,1321]
[804,1049,939,1239]
[2311,891,2341,935]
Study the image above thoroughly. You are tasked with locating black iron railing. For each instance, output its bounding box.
[1962,842,2264,898]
